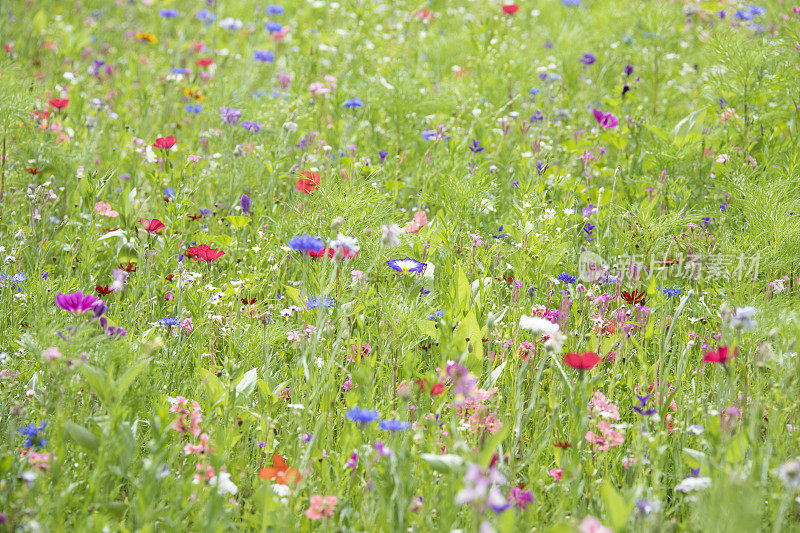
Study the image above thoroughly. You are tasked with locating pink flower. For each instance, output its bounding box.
[404,210,428,234]
[94,201,119,218]
[548,468,563,482]
[187,154,202,162]
[579,516,613,533]
[587,391,620,420]
[304,494,338,520]
[585,420,625,451]
[42,347,62,361]
[183,433,211,455]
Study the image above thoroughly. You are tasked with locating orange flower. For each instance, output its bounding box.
[135,32,157,43]
[259,453,301,485]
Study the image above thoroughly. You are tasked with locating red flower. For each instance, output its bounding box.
[196,58,214,67]
[26,167,43,175]
[185,244,225,263]
[703,345,736,364]
[621,289,646,306]
[120,262,137,272]
[138,218,166,234]
[502,4,519,14]
[295,171,320,194]
[241,297,257,305]
[563,351,602,370]
[96,285,113,295]
[48,98,69,109]
[153,136,177,150]
[308,247,358,260]
[430,382,445,396]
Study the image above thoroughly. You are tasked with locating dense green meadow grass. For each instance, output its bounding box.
[3,0,800,530]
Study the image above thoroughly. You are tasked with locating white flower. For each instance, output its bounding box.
[778,458,800,488]
[674,476,711,493]
[210,471,238,495]
[543,330,566,354]
[519,315,559,334]
[381,224,404,247]
[730,306,757,331]
[330,233,360,253]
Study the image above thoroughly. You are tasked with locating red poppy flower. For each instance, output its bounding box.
[621,289,646,306]
[120,262,137,272]
[703,345,736,364]
[165,274,175,281]
[502,4,519,14]
[563,351,602,370]
[308,247,358,260]
[96,285,113,295]
[185,244,225,263]
[26,167,43,175]
[138,218,166,234]
[552,440,572,448]
[196,58,214,67]
[48,98,69,109]
[153,136,177,150]
[241,297,257,305]
[295,171,320,194]
[430,382,445,396]
[187,214,203,221]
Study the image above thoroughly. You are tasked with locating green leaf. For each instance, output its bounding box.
[64,421,99,452]
[419,453,463,473]
[81,365,113,405]
[117,358,149,398]
[227,215,250,229]
[417,319,438,339]
[455,265,470,313]
[725,432,748,464]
[601,481,634,531]
[284,285,301,306]
[236,367,258,398]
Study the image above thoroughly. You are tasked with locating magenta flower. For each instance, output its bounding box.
[56,291,100,316]
[592,109,618,129]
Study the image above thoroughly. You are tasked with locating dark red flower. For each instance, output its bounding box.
[563,351,602,370]
[241,297,257,305]
[48,98,69,109]
[621,289,646,306]
[196,58,214,67]
[153,136,177,150]
[120,262,137,272]
[187,214,203,221]
[553,440,572,448]
[185,244,225,263]
[138,218,166,234]
[295,171,320,194]
[165,274,175,281]
[502,4,520,14]
[96,285,113,295]
[703,345,736,365]
[26,167,43,175]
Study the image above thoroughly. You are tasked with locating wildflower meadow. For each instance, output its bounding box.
[3,0,800,531]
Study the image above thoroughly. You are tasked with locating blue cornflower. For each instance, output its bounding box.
[562,0,580,5]
[536,162,549,176]
[170,67,187,75]
[346,407,379,424]
[344,98,364,108]
[529,87,540,97]
[492,225,509,239]
[199,208,211,217]
[427,309,444,321]
[306,295,335,309]
[599,274,618,284]
[18,422,48,449]
[266,21,283,32]
[661,287,682,297]
[185,103,202,114]
[557,273,577,284]
[734,9,754,20]
[159,8,179,18]
[219,106,242,125]
[288,234,325,254]
[380,420,411,431]
[265,4,285,15]
[158,317,181,326]
[1,273,27,284]
[748,5,766,16]
[254,50,274,62]
[379,150,388,164]
[196,9,216,25]
[164,187,175,199]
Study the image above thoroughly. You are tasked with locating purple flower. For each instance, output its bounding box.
[254,50,274,62]
[240,194,251,214]
[624,64,634,76]
[159,8,179,18]
[446,361,477,398]
[379,150,388,164]
[579,53,596,65]
[508,487,534,509]
[56,291,100,316]
[345,452,358,469]
[265,21,283,32]
[219,106,242,125]
[387,257,426,274]
[241,121,262,132]
[265,4,284,15]
[592,108,618,129]
[632,393,657,416]
[92,300,108,318]
[469,139,485,153]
